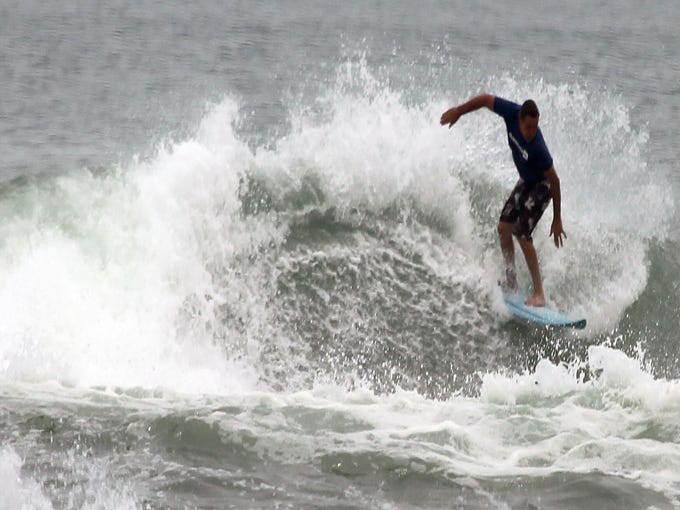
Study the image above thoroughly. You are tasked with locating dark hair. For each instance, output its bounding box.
[520,100,539,119]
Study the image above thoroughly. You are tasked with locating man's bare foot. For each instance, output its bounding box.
[525,294,546,307]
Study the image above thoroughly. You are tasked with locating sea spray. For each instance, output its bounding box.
[0,59,672,397]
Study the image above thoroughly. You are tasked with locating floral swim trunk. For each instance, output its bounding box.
[499,179,552,241]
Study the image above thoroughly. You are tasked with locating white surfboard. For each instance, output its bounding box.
[503,291,586,329]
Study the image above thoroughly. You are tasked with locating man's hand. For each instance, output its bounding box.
[440,107,462,128]
[550,219,566,247]
[440,96,494,128]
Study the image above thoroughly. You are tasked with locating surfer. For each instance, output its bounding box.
[440,94,566,307]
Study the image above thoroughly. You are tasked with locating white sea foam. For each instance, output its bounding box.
[0,446,52,510]
[0,444,143,510]
[0,99,263,394]
[225,346,680,500]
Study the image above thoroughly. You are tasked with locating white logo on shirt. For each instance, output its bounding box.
[508,131,529,160]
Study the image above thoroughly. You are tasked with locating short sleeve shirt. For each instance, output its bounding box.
[493,97,553,184]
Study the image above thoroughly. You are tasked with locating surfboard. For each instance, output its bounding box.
[503,291,586,329]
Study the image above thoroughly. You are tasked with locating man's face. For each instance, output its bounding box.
[519,114,539,142]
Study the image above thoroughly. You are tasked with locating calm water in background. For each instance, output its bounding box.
[1,1,680,508]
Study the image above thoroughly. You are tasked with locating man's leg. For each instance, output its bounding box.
[497,221,517,290]
[518,237,546,306]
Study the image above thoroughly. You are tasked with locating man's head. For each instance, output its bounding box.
[518,99,539,142]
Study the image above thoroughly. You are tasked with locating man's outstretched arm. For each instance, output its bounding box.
[440,94,495,127]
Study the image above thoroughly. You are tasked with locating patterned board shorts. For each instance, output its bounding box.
[499,179,552,241]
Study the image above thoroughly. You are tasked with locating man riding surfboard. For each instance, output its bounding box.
[441,94,566,307]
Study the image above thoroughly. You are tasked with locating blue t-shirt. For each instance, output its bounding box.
[493,97,553,184]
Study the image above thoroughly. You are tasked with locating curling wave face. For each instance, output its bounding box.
[0,61,673,398]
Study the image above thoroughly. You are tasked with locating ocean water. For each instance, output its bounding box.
[1,1,679,508]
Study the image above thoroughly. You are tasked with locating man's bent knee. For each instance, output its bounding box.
[497,221,514,238]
